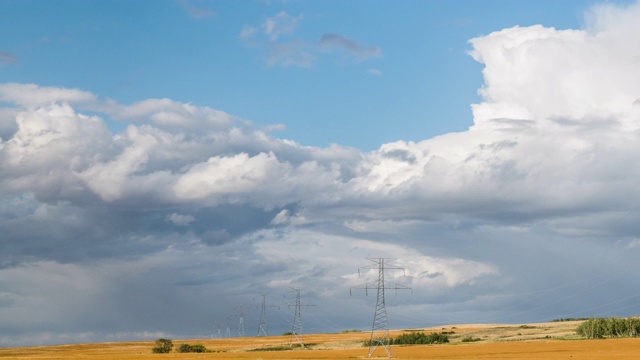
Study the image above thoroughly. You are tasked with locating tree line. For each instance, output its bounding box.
[576,317,640,339]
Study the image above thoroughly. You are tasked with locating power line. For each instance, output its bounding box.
[351,258,411,358]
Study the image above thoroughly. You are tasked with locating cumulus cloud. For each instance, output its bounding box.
[166,213,195,226]
[0,83,97,108]
[3,0,640,347]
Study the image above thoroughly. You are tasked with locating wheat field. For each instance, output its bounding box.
[3,321,640,359]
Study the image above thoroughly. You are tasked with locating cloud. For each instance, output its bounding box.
[266,40,314,67]
[179,0,215,19]
[240,13,381,68]
[0,83,98,108]
[264,11,303,41]
[240,12,312,68]
[270,209,290,225]
[166,213,195,226]
[319,33,382,62]
[239,25,256,40]
[0,51,17,67]
[4,0,640,347]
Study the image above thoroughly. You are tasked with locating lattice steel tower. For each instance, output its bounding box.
[287,287,315,348]
[351,258,411,358]
[237,304,245,337]
[257,293,269,336]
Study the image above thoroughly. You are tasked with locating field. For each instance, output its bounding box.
[3,321,640,359]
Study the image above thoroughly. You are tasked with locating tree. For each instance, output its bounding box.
[152,338,173,353]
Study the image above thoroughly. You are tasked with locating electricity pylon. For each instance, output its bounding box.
[237,304,245,337]
[256,293,279,336]
[225,316,232,338]
[287,287,315,348]
[257,293,269,336]
[351,258,411,358]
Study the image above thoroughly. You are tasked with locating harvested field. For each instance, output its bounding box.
[3,321,640,359]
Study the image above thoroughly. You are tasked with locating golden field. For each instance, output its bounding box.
[3,321,640,359]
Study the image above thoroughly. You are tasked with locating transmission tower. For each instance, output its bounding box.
[257,293,269,336]
[256,293,279,336]
[225,316,232,338]
[351,258,411,358]
[287,287,315,348]
[237,304,245,337]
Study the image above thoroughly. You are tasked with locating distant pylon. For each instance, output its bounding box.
[256,293,280,337]
[237,304,245,337]
[225,316,231,338]
[351,258,411,358]
[288,287,315,348]
[257,293,269,336]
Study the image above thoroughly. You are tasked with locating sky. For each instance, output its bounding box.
[2,0,640,347]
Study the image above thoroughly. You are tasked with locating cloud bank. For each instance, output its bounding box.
[3,1,640,346]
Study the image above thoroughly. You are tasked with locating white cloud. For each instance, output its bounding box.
[468,18,640,131]
[0,83,97,108]
[173,152,285,203]
[264,11,303,41]
[270,209,290,225]
[166,213,195,226]
[239,25,256,40]
[179,0,215,19]
[104,98,236,131]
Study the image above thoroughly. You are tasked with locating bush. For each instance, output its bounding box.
[364,331,449,346]
[395,331,448,345]
[152,338,173,353]
[461,336,482,342]
[176,343,207,353]
[551,317,589,322]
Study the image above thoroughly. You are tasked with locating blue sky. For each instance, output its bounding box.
[1,0,608,149]
[2,0,640,348]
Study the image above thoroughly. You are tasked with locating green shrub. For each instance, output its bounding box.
[461,336,482,342]
[364,331,449,346]
[152,338,173,353]
[577,317,640,339]
[394,331,449,345]
[248,345,293,352]
[176,343,207,353]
